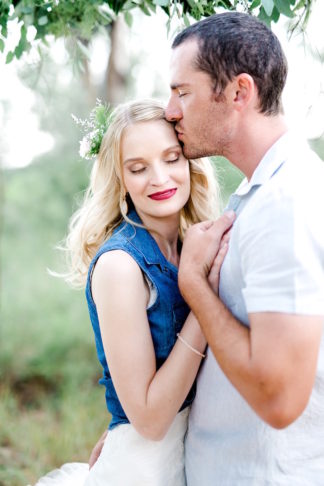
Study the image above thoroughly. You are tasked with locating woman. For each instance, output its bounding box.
[35,99,225,486]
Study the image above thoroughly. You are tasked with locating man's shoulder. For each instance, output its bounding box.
[259,145,323,206]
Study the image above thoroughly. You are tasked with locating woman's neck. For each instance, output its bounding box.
[136,210,181,267]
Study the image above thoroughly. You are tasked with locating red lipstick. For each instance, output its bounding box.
[148,188,177,201]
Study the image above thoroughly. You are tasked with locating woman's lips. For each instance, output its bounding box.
[148,188,177,200]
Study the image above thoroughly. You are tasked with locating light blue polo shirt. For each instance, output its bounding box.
[185,132,324,485]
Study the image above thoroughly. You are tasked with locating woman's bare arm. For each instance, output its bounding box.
[91,250,206,441]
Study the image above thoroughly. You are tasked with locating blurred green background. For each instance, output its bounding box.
[1,4,324,486]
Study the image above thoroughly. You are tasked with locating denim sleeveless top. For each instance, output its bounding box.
[85,209,195,430]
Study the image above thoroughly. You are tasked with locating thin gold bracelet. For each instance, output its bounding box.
[176,333,206,358]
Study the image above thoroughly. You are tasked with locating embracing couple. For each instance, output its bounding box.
[35,11,324,486]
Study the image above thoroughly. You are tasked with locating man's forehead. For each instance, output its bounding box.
[170,38,198,65]
[169,39,199,81]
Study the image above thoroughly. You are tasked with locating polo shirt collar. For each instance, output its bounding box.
[234,131,292,197]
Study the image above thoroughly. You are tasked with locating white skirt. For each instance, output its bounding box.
[33,408,189,486]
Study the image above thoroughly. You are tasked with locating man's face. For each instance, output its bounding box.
[165,39,234,160]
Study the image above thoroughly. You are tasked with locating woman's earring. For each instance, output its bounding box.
[120,194,128,215]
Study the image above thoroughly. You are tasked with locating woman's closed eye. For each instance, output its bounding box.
[130,165,146,174]
[166,156,179,164]
[165,151,181,164]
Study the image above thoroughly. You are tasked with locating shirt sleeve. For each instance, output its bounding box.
[239,187,324,316]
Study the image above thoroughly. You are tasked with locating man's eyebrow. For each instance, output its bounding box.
[170,83,190,90]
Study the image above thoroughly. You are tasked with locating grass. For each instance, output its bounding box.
[0,155,110,485]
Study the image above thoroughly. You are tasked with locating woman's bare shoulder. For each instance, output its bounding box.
[92,250,145,299]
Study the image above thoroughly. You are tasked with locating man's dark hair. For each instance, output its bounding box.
[172,12,288,115]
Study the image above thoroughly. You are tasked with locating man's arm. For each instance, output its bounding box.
[179,216,323,429]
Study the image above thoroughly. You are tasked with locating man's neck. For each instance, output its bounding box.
[227,114,288,180]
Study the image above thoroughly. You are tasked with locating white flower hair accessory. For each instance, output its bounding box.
[72,99,111,160]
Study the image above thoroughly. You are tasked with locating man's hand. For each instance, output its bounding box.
[89,430,107,469]
[208,231,231,294]
[179,211,235,297]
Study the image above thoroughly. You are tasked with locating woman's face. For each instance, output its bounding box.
[121,119,190,223]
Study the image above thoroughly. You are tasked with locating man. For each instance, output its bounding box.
[165,12,324,485]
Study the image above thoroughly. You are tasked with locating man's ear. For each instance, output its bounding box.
[231,73,256,111]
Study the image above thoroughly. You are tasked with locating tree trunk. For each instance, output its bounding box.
[104,18,128,105]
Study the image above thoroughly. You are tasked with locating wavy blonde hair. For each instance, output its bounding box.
[63,99,220,287]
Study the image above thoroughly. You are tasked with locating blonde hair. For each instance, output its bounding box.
[63,99,220,287]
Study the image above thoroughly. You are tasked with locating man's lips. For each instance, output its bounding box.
[148,188,177,200]
[176,127,184,140]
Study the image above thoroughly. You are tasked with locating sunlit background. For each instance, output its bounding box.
[1,3,324,170]
[1,2,324,485]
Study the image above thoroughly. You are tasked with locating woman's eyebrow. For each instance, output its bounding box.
[123,157,145,165]
[124,145,181,164]
[163,145,181,155]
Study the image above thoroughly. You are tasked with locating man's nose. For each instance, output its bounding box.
[165,98,182,122]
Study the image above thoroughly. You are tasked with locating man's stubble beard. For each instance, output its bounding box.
[182,138,227,160]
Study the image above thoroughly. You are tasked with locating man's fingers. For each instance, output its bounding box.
[210,241,228,275]
[218,211,236,231]
[207,211,235,242]
[197,220,215,232]
[208,242,229,293]
[221,230,231,245]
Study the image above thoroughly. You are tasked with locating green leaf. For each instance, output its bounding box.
[124,10,133,27]
[196,1,205,15]
[38,16,49,26]
[77,40,91,60]
[6,51,15,64]
[274,0,294,18]
[145,0,156,14]
[0,38,4,52]
[153,0,169,6]
[21,7,33,15]
[0,24,8,38]
[15,43,24,59]
[186,0,196,10]
[97,6,114,23]
[271,6,280,22]
[293,0,307,10]
[14,24,28,59]
[250,0,261,8]
[183,12,190,27]
[258,6,272,26]
[261,0,274,17]
[139,2,151,15]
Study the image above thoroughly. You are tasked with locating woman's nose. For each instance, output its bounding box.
[150,165,170,186]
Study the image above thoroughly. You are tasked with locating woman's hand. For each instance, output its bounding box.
[89,430,108,469]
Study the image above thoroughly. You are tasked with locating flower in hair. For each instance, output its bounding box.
[72,99,111,160]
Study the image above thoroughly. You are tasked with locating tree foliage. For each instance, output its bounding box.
[0,0,315,63]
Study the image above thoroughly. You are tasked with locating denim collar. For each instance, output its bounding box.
[121,209,179,273]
